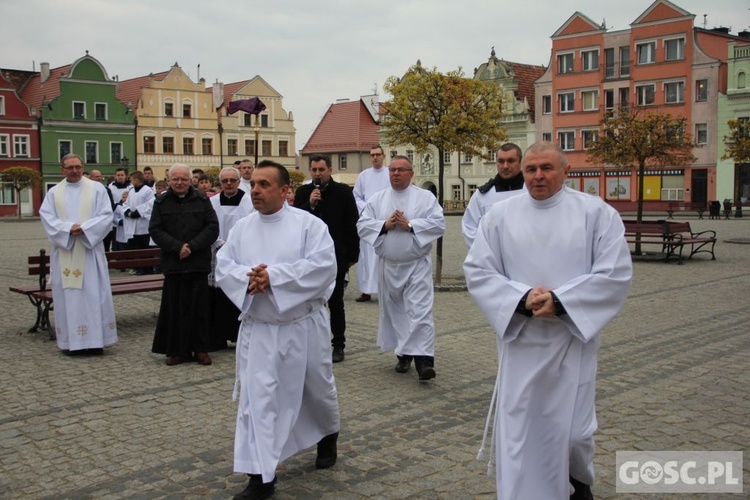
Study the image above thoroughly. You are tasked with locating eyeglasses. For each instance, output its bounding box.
[388,167,413,173]
[370,153,383,157]
[170,178,191,183]
[62,165,84,171]
[220,178,239,184]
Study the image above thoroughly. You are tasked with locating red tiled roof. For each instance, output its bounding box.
[507,62,547,121]
[116,71,169,107]
[0,69,35,92]
[19,64,71,114]
[300,100,380,153]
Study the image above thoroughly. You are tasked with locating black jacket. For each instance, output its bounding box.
[294,179,359,269]
[149,186,219,274]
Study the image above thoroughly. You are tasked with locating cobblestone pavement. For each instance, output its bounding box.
[0,214,748,499]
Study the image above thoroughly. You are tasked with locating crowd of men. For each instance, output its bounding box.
[39,142,631,500]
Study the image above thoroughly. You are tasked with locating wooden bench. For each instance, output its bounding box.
[663,222,717,263]
[667,201,707,219]
[9,248,163,339]
[622,221,684,263]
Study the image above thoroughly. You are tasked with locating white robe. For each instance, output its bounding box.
[463,187,632,500]
[357,185,445,356]
[352,166,390,294]
[208,192,254,286]
[215,203,339,483]
[40,178,118,351]
[238,178,252,194]
[123,184,155,237]
[461,184,527,249]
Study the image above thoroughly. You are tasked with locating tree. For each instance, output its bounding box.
[722,118,750,163]
[587,107,696,228]
[381,62,506,282]
[288,169,306,190]
[0,167,41,219]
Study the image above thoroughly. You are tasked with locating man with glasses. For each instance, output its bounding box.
[357,156,445,381]
[352,145,391,302]
[40,154,118,355]
[150,163,219,366]
[237,159,254,194]
[208,166,254,349]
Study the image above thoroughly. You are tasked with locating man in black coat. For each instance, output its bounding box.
[149,163,219,366]
[294,155,359,363]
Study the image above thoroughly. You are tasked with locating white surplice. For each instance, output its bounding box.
[40,178,118,351]
[215,203,340,483]
[461,184,527,249]
[352,166,390,294]
[208,191,254,286]
[123,184,155,237]
[463,187,632,500]
[357,185,445,357]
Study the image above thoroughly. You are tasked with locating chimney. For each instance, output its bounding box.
[739,30,750,40]
[40,62,50,83]
[711,27,730,35]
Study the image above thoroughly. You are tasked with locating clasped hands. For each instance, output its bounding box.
[384,210,410,232]
[247,264,269,295]
[70,223,83,236]
[525,286,556,318]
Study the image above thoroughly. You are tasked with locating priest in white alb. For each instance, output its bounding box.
[39,153,117,355]
[464,142,632,500]
[215,161,340,500]
[357,155,445,382]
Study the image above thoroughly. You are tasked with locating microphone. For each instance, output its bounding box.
[312,181,321,210]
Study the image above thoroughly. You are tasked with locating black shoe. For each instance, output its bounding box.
[355,293,371,302]
[569,476,594,500]
[315,432,338,469]
[234,474,276,500]
[86,348,104,355]
[395,355,412,373]
[415,356,436,381]
[332,347,345,363]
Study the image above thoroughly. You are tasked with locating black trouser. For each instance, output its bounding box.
[128,234,152,274]
[328,266,347,349]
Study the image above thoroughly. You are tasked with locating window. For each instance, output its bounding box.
[278,140,288,157]
[559,92,575,113]
[183,137,194,155]
[665,123,684,142]
[604,48,615,78]
[406,149,414,162]
[0,134,9,156]
[244,114,252,127]
[452,184,462,200]
[339,155,347,170]
[262,140,272,156]
[14,135,29,157]
[164,102,173,117]
[619,87,630,109]
[468,184,478,197]
[0,96,4,115]
[110,142,122,163]
[443,151,451,163]
[582,130,598,149]
[557,53,574,74]
[605,89,615,110]
[95,103,107,121]
[739,72,747,89]
[542,95,552,114]
[582,50,599,71]
[202,138,212,155]
[637,42,656,64]
[664,81,685,104]
[581,90,599,111]
[558,131,575,151]
[487,149,496,162]
[260,115,269,128]
[0,182,16,204]
[664,38,685,61]
[245,139,255,156]
[636,84,655,106]
[695,123,708,144]
[73,102,85,120]
[542,132,552,142]
[85,141,98,163]
[59,140,72,160]
[182,103,191,118]
[143,136,155,153]
[163,137,175,154]
[620,46,630,76]
[227,139,237,156]
[463,152,473,163]
[695,79,708,101]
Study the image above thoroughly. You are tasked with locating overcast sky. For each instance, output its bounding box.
[2,0,748,150]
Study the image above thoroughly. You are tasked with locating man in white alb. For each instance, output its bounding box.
[237,159,254,194]
[357,155,445,381]
[352,145,391,302]
[464,141,632,500]
[215,160,340,500]
[39,153,117,355]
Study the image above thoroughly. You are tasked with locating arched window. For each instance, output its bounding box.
[739,71,747,89]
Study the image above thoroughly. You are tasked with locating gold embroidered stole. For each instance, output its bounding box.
[54,179,94,289]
